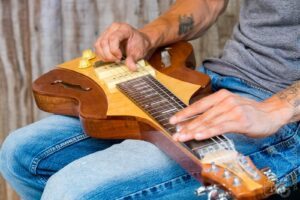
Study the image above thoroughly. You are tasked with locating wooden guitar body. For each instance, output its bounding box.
[32,42,274,199]
[33,41,210,178]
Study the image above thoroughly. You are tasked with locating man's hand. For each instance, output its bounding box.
[94,0,228,71]
[94,23,152,71]
[169,89,294,142]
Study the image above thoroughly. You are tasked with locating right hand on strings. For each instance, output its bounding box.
[94,23,152,71]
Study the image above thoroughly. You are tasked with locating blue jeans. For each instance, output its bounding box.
[0,67,299,200]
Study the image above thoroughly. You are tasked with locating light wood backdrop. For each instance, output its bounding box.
[0,0,239,199]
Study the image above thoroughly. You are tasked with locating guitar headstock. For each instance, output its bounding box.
[199,150,275,199]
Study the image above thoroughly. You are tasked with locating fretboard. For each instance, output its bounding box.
[117,75,234,158]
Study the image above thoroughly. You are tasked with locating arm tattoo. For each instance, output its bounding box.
[178,14,194,35]
[276,81,300,121]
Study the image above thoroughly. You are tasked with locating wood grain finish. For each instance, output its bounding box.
[34,42,275,199]
[32,43,210,186]
[0,1,239,199]
[32,42,209,138]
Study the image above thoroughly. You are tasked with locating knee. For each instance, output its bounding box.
[42,171,77,200]
[0,115,81,178]
[0,127,35,178]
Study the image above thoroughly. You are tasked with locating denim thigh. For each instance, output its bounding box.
[0,115,123,199]
[41,140,202,200]
[0,115,203,200]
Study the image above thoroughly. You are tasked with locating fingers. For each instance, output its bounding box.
[193,121,237,140]
[169,89,232,124]
[172,91,252,142]
[171,89,272,142]
[173,113,230,142]
[125,56,137,71]
[108,33,125,60]
[101,39,120,61]
[95,23,121,60]
[177,98,236,132]
[173,119,238,142]
[94,23,149,69]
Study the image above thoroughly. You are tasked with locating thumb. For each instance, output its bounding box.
[125,56,138,71]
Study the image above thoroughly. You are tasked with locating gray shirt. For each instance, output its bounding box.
[203,0,300,93]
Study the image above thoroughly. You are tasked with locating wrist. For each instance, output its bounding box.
[263,96,294,126]
[139,27,163,50]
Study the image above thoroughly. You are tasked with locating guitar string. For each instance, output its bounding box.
[136,63,234,151]
[110,62,232,152]
[144,75,232,151]
[124,69,232,152]
[118,69,232,152]
[140,67,234,151]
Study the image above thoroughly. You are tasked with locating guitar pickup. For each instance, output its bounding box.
[94,59,156,91]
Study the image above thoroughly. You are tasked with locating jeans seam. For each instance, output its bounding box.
[239,79,273,95]
[203,66,273,96]
[248,123,300,158]
[29,133,89,175]
[280,166,300,187]
[80,173,192,200]
[247,124,300,189]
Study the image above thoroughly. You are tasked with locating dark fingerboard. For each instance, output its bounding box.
[117,75,232,158]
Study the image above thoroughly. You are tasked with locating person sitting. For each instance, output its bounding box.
[0,0,299,199]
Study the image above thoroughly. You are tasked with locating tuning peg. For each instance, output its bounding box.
[261,168,278,182]
[195,185,231,200]
[223,170,231,179]
[82,49,96,60]
[275,183,287,195]
[78,58,92,69]
[195,186,208,196]
[238,155,248,164]
[211,162,219,173]
[233,177,241,186]
[195,185,218,198]
[261,167,272,175]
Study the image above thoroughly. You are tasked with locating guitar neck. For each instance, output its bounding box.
[117,74,234,159]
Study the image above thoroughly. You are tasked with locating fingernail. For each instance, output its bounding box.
[169,116,176,124]
[178,133,188,141]
[176,125,182,132]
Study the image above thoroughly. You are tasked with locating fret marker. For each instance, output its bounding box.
[151,99,167,106]
[162,108,177,114]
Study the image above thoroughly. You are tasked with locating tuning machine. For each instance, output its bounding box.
[195,184,232,200]
[261,168,288,196]
[262,168,277,182]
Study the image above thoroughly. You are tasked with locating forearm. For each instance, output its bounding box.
[265,81,300,125]
[139,0,228,49]
[276,81,300,122]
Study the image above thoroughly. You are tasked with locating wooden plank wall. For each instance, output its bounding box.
[0,0,239,199]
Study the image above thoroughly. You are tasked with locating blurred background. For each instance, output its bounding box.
[0,0,239,199]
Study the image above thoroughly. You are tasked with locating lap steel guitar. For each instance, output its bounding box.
[32,42,278,199]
